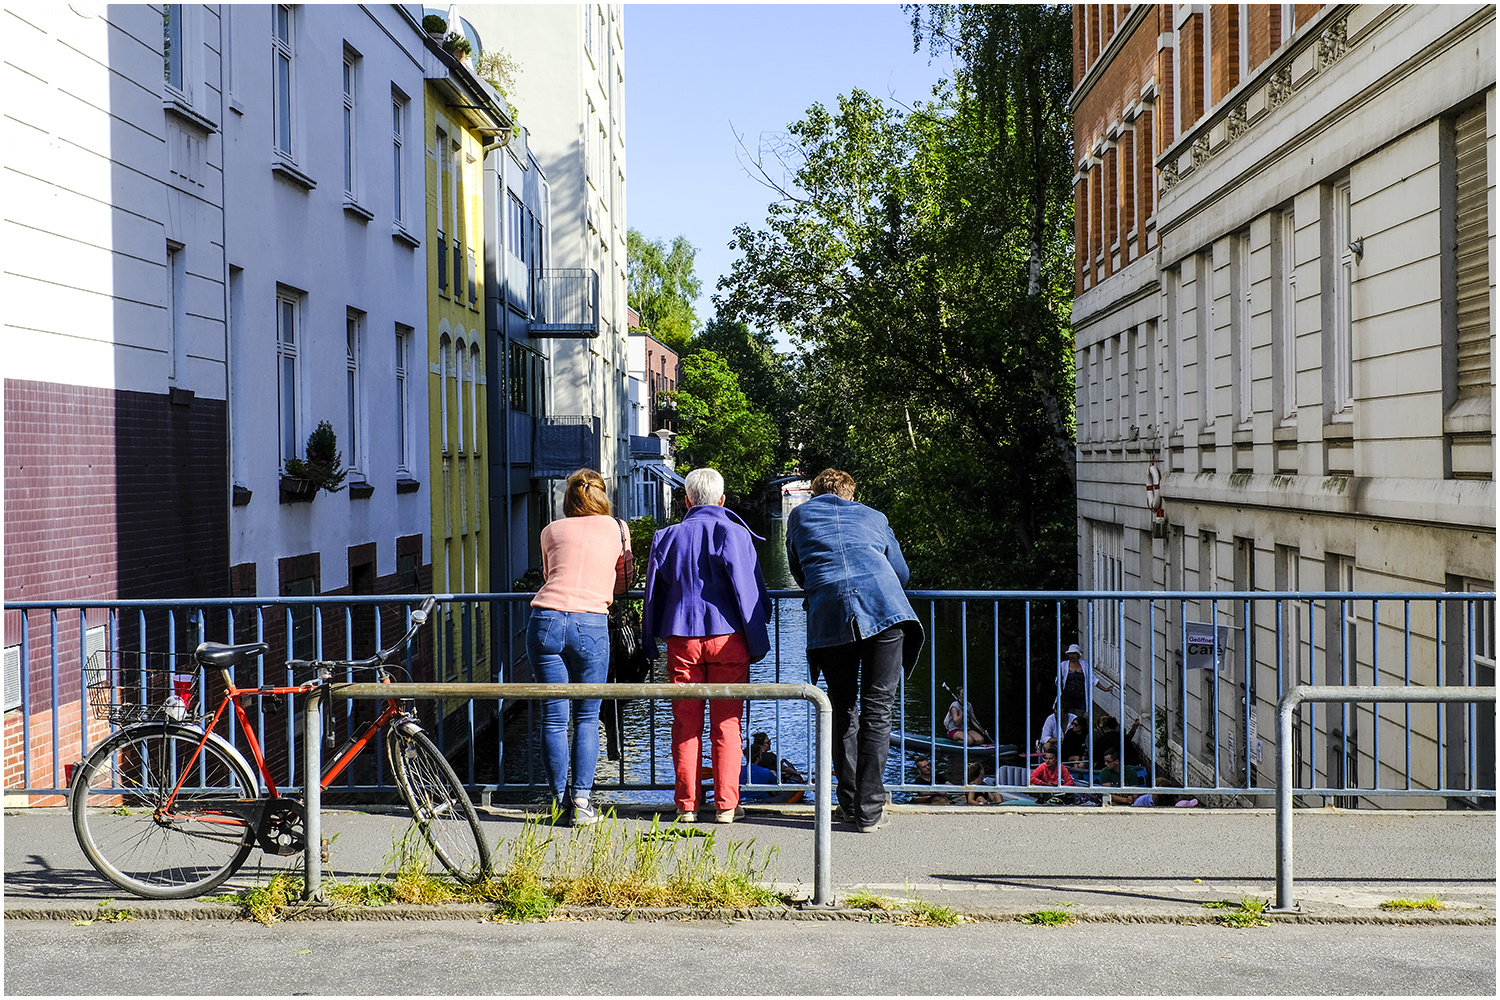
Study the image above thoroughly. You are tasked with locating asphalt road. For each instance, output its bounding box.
[4,918,1494,996]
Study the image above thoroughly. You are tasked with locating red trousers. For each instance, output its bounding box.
[665,633,749,813]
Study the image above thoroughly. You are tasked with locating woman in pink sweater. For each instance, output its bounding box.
[526,469,631,826]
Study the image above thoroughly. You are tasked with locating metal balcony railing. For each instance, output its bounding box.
[530,268,598,337]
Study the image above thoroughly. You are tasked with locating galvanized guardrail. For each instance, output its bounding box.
[1271,684,1497,912]
[305,680,836,906]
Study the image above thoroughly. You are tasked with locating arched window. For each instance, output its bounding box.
[454,336,466,453]
[469,344,481,452]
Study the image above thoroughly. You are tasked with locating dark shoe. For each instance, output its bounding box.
[855,812,891,833]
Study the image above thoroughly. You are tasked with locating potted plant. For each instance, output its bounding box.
[442,30,472,64]
[422,14,446,40]
[281,420,347,502]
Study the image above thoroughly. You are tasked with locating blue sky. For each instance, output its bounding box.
[624,4,954,331]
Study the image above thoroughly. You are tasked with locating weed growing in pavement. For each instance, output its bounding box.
[1018,909,1076,926]
[1379,895,1446,912]
[1214,895,1271,928]
[73,898,136,926]
[842,891,964,926]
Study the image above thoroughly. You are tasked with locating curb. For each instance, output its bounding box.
[7,903,1491,926]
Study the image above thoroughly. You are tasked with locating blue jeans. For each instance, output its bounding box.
[526,608,610,802]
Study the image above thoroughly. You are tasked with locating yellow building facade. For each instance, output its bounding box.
[423,49,510,682]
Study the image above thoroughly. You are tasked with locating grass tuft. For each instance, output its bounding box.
[1379,894,1445,912]
[1018,909,1076,926]
[1215,895,1270,928]
[842,890,962,926]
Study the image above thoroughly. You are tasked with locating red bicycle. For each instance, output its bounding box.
[69,596,492,899]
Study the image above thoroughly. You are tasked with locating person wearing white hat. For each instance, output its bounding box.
[1056,642,1113,719]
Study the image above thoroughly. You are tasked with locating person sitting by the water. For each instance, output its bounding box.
[749,731,806,784]
[1095,713,1144,764]
[1035,710,1077,755]
[1060,714,1091,767]
[1097,747,1143,805]
[1029,741,1075,788]
[1129,790,1199,807]
[911,758,995,805]
[944,685,987,746]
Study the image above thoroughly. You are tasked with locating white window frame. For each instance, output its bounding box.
[273,5,295,158]
[346,310,363,478]
[342,47,359,198]
[440,335,452,454]
[469,343,481,453]
[164,4,185,95]
[1233,232,1252,426]
[395,325,412,474]
[391,90,408,226]
[167,242,186,386]
[1330,179,1354,419]
[454,337,466,454]
[1276,210,1297,423]
[436,126,449,293]
[276,289,301,470]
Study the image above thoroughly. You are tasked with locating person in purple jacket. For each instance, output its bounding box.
[642,467,771,824]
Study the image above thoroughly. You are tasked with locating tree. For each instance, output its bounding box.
[716,22,1076,590]
[665,350,775,497]
[627,229,701,352]
[690,316,797,475]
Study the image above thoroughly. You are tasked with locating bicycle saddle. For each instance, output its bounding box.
[195,641,271,667]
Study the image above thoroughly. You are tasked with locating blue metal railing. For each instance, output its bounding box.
[4,591,1494,806]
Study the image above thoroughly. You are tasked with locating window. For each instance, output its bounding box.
[586,99,597,187]
[469,343,481,450]
[391,91,408,226]
[468,250,478,305]
[394,325,412,473]
[454,338,466,453]
[276,290,301,469]
[1233,232,1252,425]
[1091,520,1125,662]
[509,342,529,412]
[342,49,358,197]
[1165,265,1184,431]
[273,5,294,157]
[584,2,594,61]
[507,193,524,260]
[346,311,363,477]
[440,335,452,454]
[1275,210,1297,422]
[164,5,184,92]
[1450,104,1491,416]
[1195,252,1212,425]
[436,127,449,293]
[167,243,186,386]
[4,644,20,712]
[1328,179,1354,418]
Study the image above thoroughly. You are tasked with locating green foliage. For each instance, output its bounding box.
[474,48,520,102]
[422,14,447,34]
[285,420,347,493]
[442,31,472,58]
[626,516,660,589]
[718,59,1077,589]
[628,230,701,352]
[1017,908,1076,926]
[844,891,963,926]
[1379,895,1446,912]
[690,316,797,475]
[1215,896,1271,928]
[666,350,775,497]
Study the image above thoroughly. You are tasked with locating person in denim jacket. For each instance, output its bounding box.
[785,468,924,832]
[642,467,771,823]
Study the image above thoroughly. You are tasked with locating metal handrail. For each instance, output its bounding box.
[304,681,836,906]
[1272,684,1497,912]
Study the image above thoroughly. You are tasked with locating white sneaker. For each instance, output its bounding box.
[675,809,697,823]
[715,806,746,824]
[572,797,600,826]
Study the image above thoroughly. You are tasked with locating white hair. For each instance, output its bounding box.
[683,467,725,506]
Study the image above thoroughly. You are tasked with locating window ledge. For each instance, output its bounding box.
[164,97,218,134]
[1323,421,1354,441]
[395,477,422,494]
[392,226,421,249]
[349,480,375,499]
[1272,424,1298,443]
[228,97,246,117]
[343,199,375,222]
[272,160,317,191]
[1444,395,1492,436]
[1232,427,1253,445]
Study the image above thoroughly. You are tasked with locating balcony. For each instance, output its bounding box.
[532,415,600,479]
[530,268,598,338]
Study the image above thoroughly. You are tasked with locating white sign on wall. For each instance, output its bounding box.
[1184,622,1232,672]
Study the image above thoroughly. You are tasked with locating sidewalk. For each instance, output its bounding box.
[4,804,1493,924]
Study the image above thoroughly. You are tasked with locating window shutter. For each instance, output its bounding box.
[1455,105,1490,398]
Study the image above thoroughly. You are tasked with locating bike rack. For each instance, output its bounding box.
[1272,684,1496,912]
[303,680,837,906]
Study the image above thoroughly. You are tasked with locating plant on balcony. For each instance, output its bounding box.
[285,421,347,494]
[442,31,472,62]
[422,14,446,37]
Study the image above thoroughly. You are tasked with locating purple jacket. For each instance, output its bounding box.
[642,504,772,662]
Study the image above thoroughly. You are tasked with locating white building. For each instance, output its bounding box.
[221,4,433,616]
[1072,5,1495,801]
[463,4,630,532]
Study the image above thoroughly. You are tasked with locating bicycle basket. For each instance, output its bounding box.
[85,650,202,724]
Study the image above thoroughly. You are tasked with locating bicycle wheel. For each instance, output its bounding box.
[71,724,258,899]
[387,726,491,882]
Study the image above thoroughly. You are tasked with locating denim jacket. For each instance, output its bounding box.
[785,494,924,671]
[642,504,772,662]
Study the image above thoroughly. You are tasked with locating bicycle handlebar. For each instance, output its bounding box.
[284,596,439,677]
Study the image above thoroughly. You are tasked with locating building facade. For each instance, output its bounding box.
[625,323,683,521]
[1072,4,1494,800]
[464,4,630,530]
